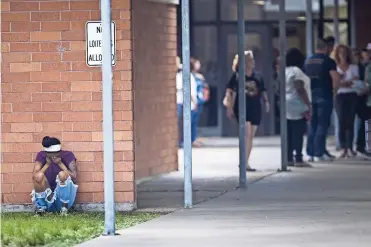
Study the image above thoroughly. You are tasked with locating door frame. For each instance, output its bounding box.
[220,23,275,137]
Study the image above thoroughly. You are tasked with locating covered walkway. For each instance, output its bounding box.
[77,137,371,246]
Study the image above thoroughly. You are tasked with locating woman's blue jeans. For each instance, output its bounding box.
[192,105,203,143]
[177,104,183,146]
[177,104,200,146]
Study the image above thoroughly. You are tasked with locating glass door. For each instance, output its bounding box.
[193,26,222,137]
[220,24,275,137]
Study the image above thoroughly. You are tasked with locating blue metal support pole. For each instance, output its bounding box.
[350,0,356,47]
[101,0,115,236]
[237,0,247,188]
[181,0,193,208]
[306,0,313,57]
[279,0,288,171]
[334,0,340,44]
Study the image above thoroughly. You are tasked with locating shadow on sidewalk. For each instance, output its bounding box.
[136,137,281,212]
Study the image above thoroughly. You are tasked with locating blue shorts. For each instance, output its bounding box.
[31,176,78,212]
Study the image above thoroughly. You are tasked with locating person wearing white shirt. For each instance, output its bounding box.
[285,48,312,167]
[333,44,359,158]
[176,58,198,147]
[176,70,198,111]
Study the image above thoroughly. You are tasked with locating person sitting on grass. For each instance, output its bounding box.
[31,136,78,215]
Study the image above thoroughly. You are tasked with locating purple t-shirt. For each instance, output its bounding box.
[35,150,76,190]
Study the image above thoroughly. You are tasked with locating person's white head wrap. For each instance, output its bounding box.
[44,144,61,152]
[42,136,61,152]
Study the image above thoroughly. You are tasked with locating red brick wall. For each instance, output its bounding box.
[131,0,178,179]
[1,0,135,209]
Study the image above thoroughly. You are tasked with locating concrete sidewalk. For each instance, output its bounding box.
[77,138,371,247]
[77,162,371,247]
[137,137,280,211]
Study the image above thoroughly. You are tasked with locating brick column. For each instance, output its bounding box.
[132,0,178,180]
[354,0,371,48]
[1,0,135,211]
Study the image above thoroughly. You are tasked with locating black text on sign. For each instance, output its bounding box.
[86,21,116,67]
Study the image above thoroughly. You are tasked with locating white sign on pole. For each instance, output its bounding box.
[86,21,116,67]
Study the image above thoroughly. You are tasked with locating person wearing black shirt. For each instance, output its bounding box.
[323,36,337,159]
[224,51,270,171]
[304,39,340,162]
[356,48,371,159]
[358,48,369,81]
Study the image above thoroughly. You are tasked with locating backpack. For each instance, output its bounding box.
[194,73,210,104]
[203,82,210,103]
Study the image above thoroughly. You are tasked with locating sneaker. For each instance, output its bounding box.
[324,150,336,159]
[295,161,313,168]
[308,157,315,162]
[246,165,256,172]
[349,149,357,157]
[357,151,371,161]
[338,150,349,159]
[314,155,333,162]
[35,208,45,216]
[60,207,68,216]
[192,142,202,148]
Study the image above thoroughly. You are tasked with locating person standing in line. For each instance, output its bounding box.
[304,39,340,162]
[355,49,371,159]
[352,48,362,147]
[285,48,312,167]
[190,58,210,147]
[323,36,338,158]
[223,51,270,171]
[273,56,281,134]
[354,48,369,153]
[176,57,199,147]
[357,48,369,81]
[176,56,184,147]
[332,44,360,158]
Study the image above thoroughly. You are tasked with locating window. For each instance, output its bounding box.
[191,0,217,22]
[323,22,348,45]
[272,23,308,55]
[323,0,348,19]
[263,0,320,20]
[221,0,265,20]
[193,26,218,63]
[192,26,218,127]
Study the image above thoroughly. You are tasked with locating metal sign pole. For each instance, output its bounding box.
[306,0,313,57]
[237,0,247,188]
[333,0,340,44]
[101,0,115,236]
[181,0,193,208]
[279,0,288,172]
[350,0,356,47]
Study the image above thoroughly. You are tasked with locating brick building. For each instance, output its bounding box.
[2,0,371,211]
[1,0,179,211]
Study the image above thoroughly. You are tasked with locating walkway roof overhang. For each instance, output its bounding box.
[147,0,179,5]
